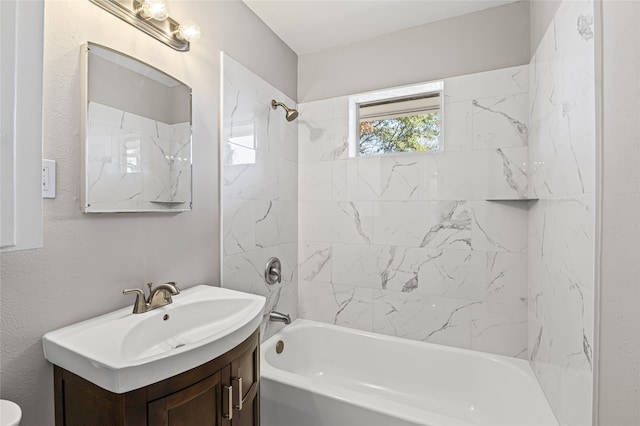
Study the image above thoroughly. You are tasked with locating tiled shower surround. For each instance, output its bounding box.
[222,4,596,420]
[528,0,595,424]
[298,65,531,358]
[222,54,298,339]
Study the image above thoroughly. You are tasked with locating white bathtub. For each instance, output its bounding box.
[261,319,558,426]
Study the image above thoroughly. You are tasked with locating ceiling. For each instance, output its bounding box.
[243,0,522,55]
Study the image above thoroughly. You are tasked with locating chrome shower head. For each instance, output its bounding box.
[271,99,299,122]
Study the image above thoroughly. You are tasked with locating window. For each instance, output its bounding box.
[349,81,443,157]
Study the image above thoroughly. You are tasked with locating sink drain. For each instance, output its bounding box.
[174,343,185,349]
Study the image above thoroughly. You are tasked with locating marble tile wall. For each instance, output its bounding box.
[298,65,531,358]
[221,54,298,339]
[528,0,596,424]
[87,102,191,211]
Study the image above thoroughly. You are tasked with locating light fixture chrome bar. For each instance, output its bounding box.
[89,0,189,51]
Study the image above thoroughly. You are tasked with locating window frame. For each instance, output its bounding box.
[348,80,445,157]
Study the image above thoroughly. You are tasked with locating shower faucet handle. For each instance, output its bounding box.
[265,257,282,285]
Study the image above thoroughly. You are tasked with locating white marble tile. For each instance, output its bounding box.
[526,1,596,423]
[223,199,255,255]
[472,93,528,149]
[372,201,426,246]
[357,156,420,201]
[299,242,332,283]
[471,201,528,253]
[298,117,349,162]
[255,200,297,248]
[444,65,528,103]
[299,281,373,331]
[420,201,473,249]
[419,152,475,200]
[278,158,298,202]
[484,252,528,306]
[299,161,332,201]
[442,101,473,151]
[332,244,430,292]
[223,151,280,201]
[471,303,528,358]
[417,249,484,301]
[266,107,298,163]
[222,54,298,338]
[475,147,528,200]
[528,108,595,198]
[300,201,373,244]
[373,291,474,349]
[331,160,358,201]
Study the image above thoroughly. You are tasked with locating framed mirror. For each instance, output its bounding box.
[81,42,192,213]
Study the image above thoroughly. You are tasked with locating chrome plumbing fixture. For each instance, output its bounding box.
[271,99,299,122]
[264,257,282,285]
[269,310,291,325]
[123,281,181,314]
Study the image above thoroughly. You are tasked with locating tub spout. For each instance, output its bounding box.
[269,311,291,325]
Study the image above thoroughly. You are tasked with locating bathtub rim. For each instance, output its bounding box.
[260,319,558,426]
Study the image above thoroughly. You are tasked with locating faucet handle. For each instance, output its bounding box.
[147,282,153,294]
[123,288,148,314]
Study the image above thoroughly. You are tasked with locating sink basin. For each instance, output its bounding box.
[43,285,265,393]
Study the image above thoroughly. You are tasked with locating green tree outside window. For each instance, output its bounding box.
[359,112,440,156]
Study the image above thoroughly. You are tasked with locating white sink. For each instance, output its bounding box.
[43,285,265,393]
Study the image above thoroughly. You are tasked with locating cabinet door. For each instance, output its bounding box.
[231,342,260,426]
[148,367,231,426]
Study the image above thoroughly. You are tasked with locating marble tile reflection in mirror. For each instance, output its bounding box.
[81,42,192,213]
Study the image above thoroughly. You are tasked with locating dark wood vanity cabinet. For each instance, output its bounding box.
[53,329,260,426]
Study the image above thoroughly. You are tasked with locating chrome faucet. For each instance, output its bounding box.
[123,282,181,314]
[269,310,291,324]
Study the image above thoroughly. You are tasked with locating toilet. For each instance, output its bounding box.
[0,400,21,426]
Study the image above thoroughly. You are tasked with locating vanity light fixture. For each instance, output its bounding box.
[89,0,200,51]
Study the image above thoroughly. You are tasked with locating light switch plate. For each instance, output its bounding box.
[42,159,56,198]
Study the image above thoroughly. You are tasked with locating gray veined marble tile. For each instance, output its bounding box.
[471,303,528,358]
[223,199,256,256]
[419,201,472,249]
[479,147,528,200]
[299,242,332,283]
[357,156,420,201]
[472,93,529,150]
[332,245,433,293]
[417,249,484,301]
[372,290,475,349]
[471,201,528,253]
[300,201,373,244]
[299,281,373,332]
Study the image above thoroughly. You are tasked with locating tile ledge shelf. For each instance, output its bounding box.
[486,198,539,201]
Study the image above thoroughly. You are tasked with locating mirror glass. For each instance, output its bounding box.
[82,42,192,213]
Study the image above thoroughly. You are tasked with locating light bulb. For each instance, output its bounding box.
[140,0,169,21]
[176,20,201,43]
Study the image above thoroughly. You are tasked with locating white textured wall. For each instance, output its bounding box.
[597,0,640,424]
[297,1,530,103]
[0,1,296,425]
